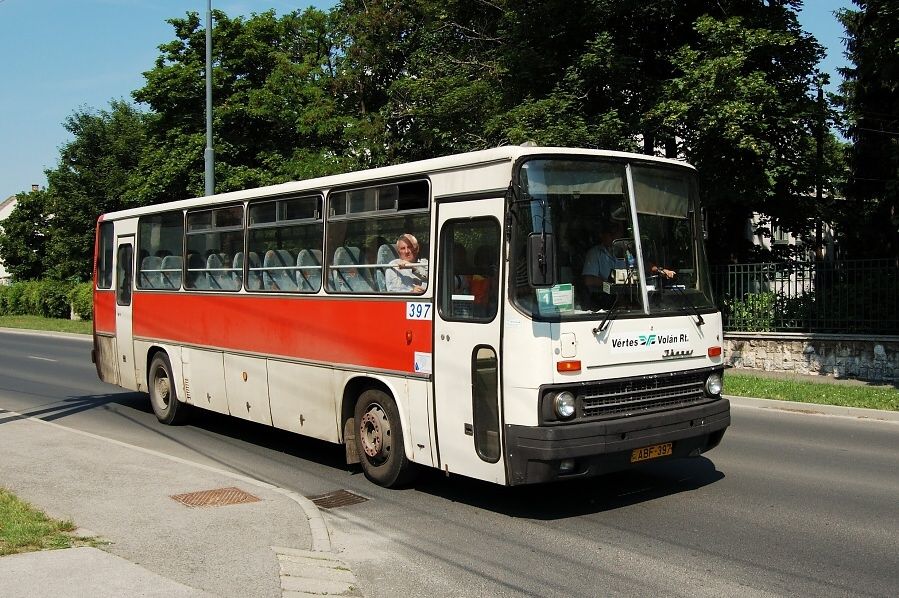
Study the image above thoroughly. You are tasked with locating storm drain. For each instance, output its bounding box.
[170,486,261,508]
[308,489,368,509]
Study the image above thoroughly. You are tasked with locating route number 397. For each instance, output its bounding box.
[406,302,432,320]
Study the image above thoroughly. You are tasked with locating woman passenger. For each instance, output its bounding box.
[386,233,428,293]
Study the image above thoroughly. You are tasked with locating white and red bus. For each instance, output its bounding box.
[93,146,729,487]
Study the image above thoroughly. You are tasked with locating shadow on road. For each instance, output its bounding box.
[0,391,147,424]
[409,456,725,520]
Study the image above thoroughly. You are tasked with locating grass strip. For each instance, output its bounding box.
[0,488,84,556]
[724,371,899,411]
[0,315,91,335]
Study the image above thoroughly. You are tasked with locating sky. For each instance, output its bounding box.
[0,0,853,201]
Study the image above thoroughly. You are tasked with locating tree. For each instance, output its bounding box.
[132,9,358,204]
[836,0,899,260]
[0,188,50,281]
[651,3,829,261]
[44,100,148,281]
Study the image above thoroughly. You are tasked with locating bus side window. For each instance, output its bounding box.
[116,243,133,306]
[97,222,115,289]
[325,181,430,295]
[439,218,500,322]
[472,345,500,462]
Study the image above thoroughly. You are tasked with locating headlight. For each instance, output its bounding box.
[553,391,577,419]
[705,372,723,396]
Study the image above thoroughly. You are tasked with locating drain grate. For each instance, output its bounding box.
[308,489,369,509]
[171,486,261,508]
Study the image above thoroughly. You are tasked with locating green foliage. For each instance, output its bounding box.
[0,281,83,320]
[132,8,356,202]
[652,8,829,261]
[69,283,94,321]
[40,101,147,283]
[725,291,777,331]
[0,189,50,281]
[835,0,899,260]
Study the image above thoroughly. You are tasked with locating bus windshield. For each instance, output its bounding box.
[512,158,715,321]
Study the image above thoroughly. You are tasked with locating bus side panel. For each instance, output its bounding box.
[269,359,339,442]
[336,373,435,468]
[501,318,555,427]
[93,289,116,334]
[93,289,118,384]
[131,294,433,373]
[404,377,436,467]
[181,347,230,415]
[93,334,119,385]
[133,341,183,396]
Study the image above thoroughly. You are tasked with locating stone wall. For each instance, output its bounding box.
[724,332,899,383]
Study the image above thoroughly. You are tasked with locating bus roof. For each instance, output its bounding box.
[99,146,695,221]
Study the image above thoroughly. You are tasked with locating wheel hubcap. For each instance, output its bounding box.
[154,370,170,408]
[359,403,391,462]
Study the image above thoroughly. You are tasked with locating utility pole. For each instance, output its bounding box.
[814,76,825,260]
[204,0,214,197]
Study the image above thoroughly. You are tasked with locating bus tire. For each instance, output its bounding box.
[149,352,189,425]
[354,389,415,487]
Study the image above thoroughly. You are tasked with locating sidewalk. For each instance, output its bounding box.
[0,409,356,598]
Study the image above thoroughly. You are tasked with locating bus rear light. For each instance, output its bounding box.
[557,360,581,373]
[707,346,722,358]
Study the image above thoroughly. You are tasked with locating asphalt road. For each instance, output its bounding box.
[0,329,896,597]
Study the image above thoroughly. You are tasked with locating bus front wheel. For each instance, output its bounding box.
[149,352,189,425]
[354,389,415,487]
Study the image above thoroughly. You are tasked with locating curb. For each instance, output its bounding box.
[725,394,899,423]
[0,327,91,341]
[0,408,332,552]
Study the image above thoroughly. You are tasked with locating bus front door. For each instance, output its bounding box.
[433,198,506,484]
[114,234,138,391]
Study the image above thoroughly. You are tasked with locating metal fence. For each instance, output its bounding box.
[710,259,899,335]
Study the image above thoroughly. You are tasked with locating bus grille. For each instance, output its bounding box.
[580,371,709,419]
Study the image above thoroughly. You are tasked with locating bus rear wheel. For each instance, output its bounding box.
[354,389,415,487]
[149,352,189,425]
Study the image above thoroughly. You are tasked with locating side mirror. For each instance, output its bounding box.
[527,232,556,287]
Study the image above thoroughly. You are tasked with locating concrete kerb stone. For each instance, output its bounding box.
[726,395,899,423]
[2,408,333,553]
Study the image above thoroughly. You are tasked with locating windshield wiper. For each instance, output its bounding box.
[672,285,705,327]
[592,296,620,334]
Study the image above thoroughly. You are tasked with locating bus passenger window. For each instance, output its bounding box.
[185,206,244,291]
[326,180,430,295]
[137,210,184,291]
[247,195,323,293]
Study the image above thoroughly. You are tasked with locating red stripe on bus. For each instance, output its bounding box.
[131,293,434,373]
[94,290,116,334]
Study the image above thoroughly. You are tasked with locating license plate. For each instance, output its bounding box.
[630,442,673,463]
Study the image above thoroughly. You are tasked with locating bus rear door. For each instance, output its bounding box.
[114,232,138,390]
[434,198,506,484]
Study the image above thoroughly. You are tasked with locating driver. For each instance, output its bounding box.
[582,219,624,290]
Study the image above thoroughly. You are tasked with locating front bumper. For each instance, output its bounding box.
[505,398,730,485]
